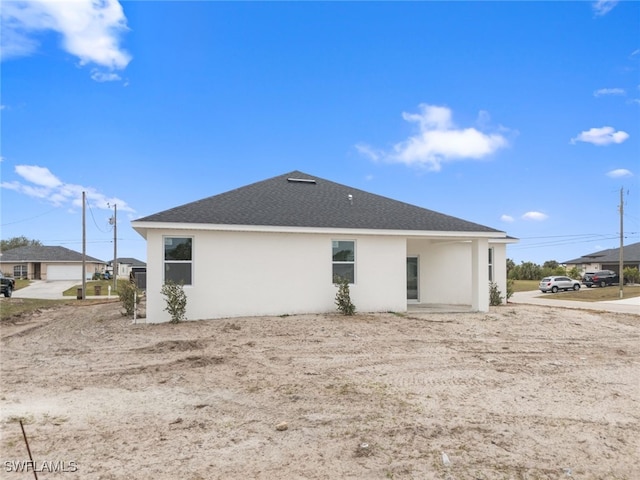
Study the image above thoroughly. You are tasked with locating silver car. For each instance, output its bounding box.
[539,276,581,293]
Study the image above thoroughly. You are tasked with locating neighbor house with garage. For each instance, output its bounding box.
[0,245,106,281]
[132,171,516,323]
[563,241,640,276]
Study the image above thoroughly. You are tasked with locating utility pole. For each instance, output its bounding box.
[618,187,624,299]
[82,191,86,300]
[109,204,118,293]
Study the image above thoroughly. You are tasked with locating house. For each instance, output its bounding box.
[0,245,106,281]
[563,242,640,275]
[106,257,147,289]
[132,171,516,322]
[106,257,147,278]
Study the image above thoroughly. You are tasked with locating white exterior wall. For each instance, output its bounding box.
[408,239,473,305]
[491,242,508,304]
[145,229,407,322]
[407,239,506,308]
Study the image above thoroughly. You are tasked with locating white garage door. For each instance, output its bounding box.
[47,265,82,280]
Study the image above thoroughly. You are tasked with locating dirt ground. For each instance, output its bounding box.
[1,301,638,479]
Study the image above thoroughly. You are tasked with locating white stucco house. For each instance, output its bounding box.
[132,171,516,323]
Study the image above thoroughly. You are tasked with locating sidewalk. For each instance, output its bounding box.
[510,289,640,315]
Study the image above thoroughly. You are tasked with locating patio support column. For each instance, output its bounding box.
[471,238,489,312]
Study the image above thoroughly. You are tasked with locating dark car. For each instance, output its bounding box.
[0,272,16,297]
[582,270,619,288]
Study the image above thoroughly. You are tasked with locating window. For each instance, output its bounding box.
[488,247,494,282]
[14,265,27,279]
[332,240,355,283]
[164,237,192,285]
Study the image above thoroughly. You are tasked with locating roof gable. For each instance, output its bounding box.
[135,171,503,234]
[0,245,105,264]
[564,241,640,264]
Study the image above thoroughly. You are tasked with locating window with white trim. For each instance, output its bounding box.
[332,240,355,284]
[14,265,27,279]
[164,237,193,285]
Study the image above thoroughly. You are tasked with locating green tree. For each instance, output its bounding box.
[506,258,516,276]
[568,266,582,280]
[623,266,639,284]
[0,236,42,251]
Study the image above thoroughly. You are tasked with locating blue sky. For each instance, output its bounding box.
[1,0,638,266]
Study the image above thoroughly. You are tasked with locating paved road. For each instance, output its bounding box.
[510,289,640,315]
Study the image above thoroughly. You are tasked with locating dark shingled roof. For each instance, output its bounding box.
[136,171,503,234]
[0,245,105,263]
[563,241,640,264]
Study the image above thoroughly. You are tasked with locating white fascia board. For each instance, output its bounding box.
[130,221,507,240]
[490,237,519,245]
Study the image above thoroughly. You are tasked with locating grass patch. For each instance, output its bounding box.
[0,298,73,321]
[511,280,540,292]
[539,285,640,302]
[0,297,117,321]
[62,279,126,296]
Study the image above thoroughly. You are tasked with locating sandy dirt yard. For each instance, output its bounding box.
[1,300,638,480]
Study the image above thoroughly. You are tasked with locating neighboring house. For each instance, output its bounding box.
[106,257,147,289]
[564,242,640,275]
[107,257,147,278]
[132,171,517,322]
[0,246,106,281]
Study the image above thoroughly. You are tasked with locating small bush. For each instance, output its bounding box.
[334,276,356,316]
[118,280,141,316]
[161,281,187,323]
[489,281,504,306]
[506,279,514,302]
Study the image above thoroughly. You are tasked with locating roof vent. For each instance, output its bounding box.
[287,177,316,184]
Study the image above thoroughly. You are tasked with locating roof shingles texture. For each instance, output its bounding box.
[137,171,503,234]
[0,246,104,263]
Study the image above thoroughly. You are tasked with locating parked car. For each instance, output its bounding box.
[539,276,581,293]
[0,272,16,298]
[582,270,619,288]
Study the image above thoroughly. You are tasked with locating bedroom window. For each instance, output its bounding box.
[164,237,193,285]
[332,240,355,284]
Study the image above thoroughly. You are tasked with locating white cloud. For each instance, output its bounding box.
[500,214,514,223]
[1,164,134,212]
[592,0,618,16]
[1,0,131,80]
[15,165,62,188]
[606,168,633,178]
[593,88,625,97]
[570,126,629,146]
[357,104,509,171]
[91,70,122,83]
[522,211,548,221]
[355,143,383,162]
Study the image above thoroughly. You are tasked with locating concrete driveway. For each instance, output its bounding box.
[11,280,79,300]
[510,289,640,315]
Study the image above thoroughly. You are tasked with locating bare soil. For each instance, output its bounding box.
[1,302,638,479]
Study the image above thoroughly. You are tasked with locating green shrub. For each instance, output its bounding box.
[623,266,640,284]
[334,276,356,316]
[489,281,503,306]
[505,279,514,302]
[118,280,141,316]
[161,281,187,323]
